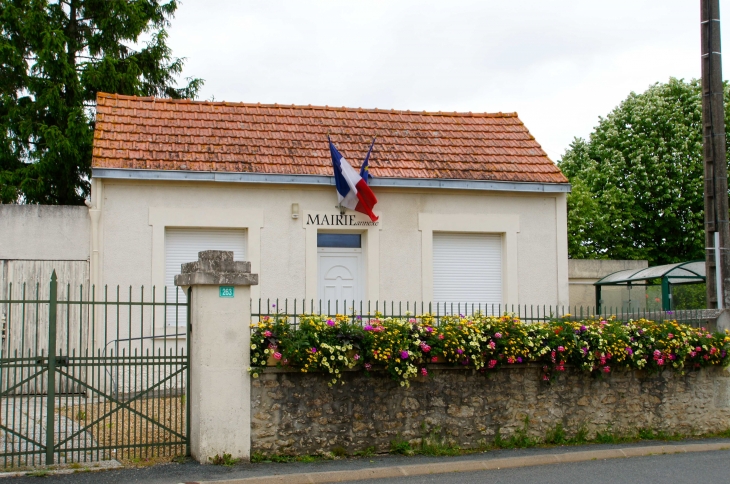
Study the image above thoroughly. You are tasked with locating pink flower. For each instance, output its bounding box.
[542,374,550,381]
[558,346,565,353]
[438,334,445,340]
[657,358,664,366]
[668,333,674,339]
[494,332,502,339]
[603,366,611,373]
[431,356,439,363]
[264,330,272,337]
[364,363,372,370]
[696,347,702,352]
[710,347,717,355]
[409,318,417,323]
[354,354,360,360]
[668,354,676,361]
[599,357,606,365]
[488,341,496,349]
[704,354,710,360]
[690,351,696,357]
[421,368,428,376]
[507,357,515,364]
[488,359,497,368]
[268,343,278,350]
[273,352,282,360]
[420,344,431,353]
[653,350,661,358]
[326,319,335,327]
[400,350,409,359]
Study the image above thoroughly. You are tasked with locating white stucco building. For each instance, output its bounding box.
[88,93,571,314]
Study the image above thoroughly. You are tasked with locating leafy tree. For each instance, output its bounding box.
[0,0,202,204]
[558,78,730,266]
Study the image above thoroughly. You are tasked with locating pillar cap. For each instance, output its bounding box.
[174,250,259,286]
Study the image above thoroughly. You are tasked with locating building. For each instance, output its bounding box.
[88,93,570,316]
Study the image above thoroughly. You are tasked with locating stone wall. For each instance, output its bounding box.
[251,366,730,455]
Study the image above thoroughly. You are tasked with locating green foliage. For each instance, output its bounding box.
[208,453,239,466]
[353,446,376,457]
[331,446,348,458]
[389,435,412,455]
[572,424,589,444]
[419,424,461,456]
[544,423,567,445]
[558,78,730,265]
[0,0,202,204]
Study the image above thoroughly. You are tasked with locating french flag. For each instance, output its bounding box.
[329,137,379,222]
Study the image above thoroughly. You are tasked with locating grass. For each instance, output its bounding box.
[208,453,239,466]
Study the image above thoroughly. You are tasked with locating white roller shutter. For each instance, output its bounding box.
[432,233,502,311]
[165,228,247,325]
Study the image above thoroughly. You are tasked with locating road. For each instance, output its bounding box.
[346,450,730,484]
[6,440,730,484]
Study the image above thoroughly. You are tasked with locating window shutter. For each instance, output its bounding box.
[432,233,502,312]
[164,228,247,324]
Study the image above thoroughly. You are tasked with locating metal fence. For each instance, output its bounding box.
[251,298,715,328]
[0,272,189,468]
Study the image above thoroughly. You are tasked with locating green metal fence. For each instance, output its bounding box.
[0,272,189,468]
[251,298,713,328]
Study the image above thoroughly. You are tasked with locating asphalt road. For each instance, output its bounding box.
[6,439,730,484]
[346,450,730,484]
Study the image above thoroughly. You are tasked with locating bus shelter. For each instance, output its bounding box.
[594,261,705,312]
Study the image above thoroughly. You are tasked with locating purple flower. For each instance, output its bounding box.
[364,325,374,331]
[456,348,464,355]
[494,332,502,339]
[400,350,409,359]
[425,326,433,333]
[326,319,335,327]
[517,357,523,363]
[581,347,589,355]
[580,325,587,332]
[625,347,633,355]
[311,347,317,354]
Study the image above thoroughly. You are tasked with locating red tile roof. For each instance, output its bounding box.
[92,93,568,184]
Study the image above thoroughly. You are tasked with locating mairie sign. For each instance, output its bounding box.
[305,213,379,227]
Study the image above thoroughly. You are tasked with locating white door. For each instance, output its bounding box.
[165,228,247,325]
[318,248,363,313]
[433,233,502,313]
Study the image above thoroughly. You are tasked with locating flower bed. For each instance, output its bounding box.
[248,314,730,387]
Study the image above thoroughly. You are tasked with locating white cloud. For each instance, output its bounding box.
[166,0,723,160]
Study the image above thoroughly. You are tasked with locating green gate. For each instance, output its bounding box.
[0,272,190,467]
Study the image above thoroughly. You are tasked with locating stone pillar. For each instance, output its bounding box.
[175,250,258,463]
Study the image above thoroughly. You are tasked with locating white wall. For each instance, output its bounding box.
[0,205,90,261]
[93,179,569,307]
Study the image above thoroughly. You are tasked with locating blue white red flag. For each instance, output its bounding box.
[329,137,379,222]
[359,137,376,184]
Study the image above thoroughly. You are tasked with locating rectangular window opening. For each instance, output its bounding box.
[317,233,361,248]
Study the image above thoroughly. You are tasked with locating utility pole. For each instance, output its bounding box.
[701,0,730,310]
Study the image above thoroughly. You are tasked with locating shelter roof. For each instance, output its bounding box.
[92,93,568,184]
[595,261,706,286]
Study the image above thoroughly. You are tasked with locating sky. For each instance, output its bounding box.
[165,0,727,161]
